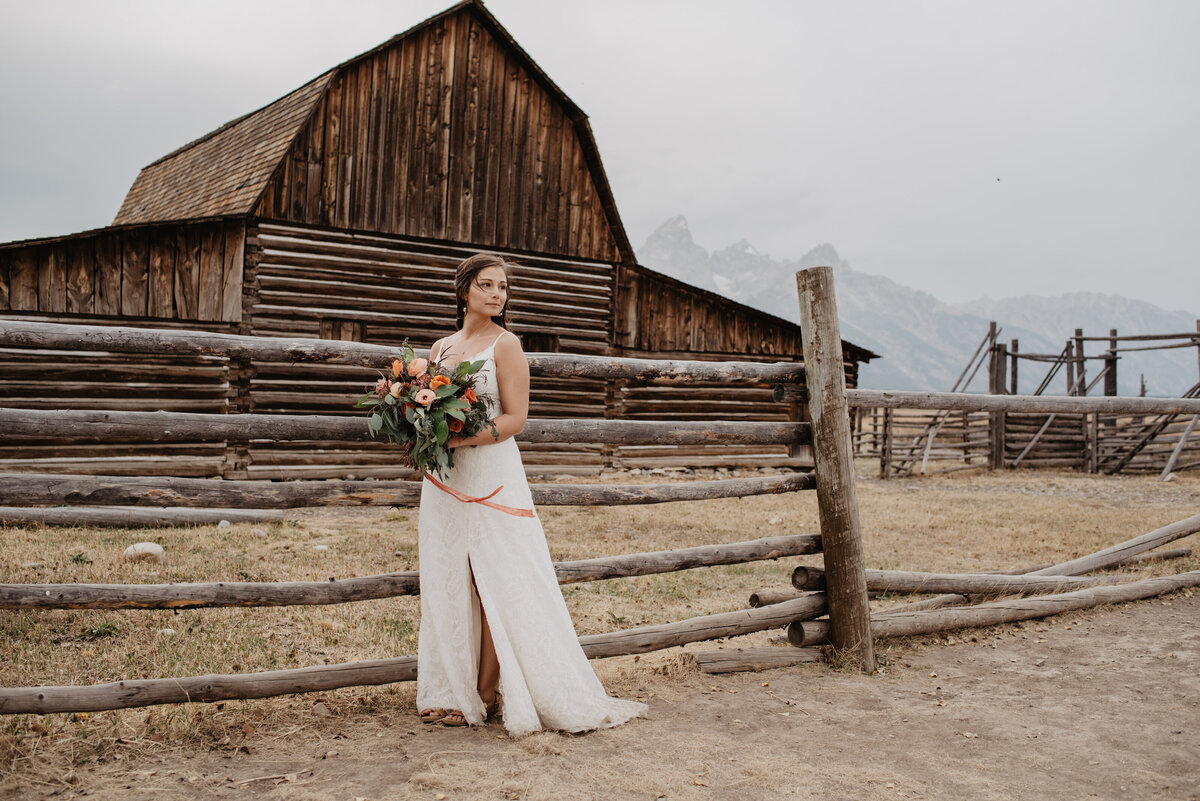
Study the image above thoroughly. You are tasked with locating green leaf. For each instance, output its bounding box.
[446,407,466,422]
[434,416,449,445]
[368,414,384,434]
[434,383,459,399]
[441,397,469,412]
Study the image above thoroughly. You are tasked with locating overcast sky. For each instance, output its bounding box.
[2,1,1196,313]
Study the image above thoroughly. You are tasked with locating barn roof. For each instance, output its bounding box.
[111,0,633,261]
[113,73,332,225]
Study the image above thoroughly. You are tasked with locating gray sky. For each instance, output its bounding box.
[2,1,1197,313]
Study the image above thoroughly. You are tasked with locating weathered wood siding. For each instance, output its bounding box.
[610,264,861,469]
[254,9,625,263]
[0,220,244,323]
[237,221,611,477]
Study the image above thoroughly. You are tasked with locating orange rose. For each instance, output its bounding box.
[448,418,463,433]
[430,374,451,390]
[391,359,402,378]
[463,387,478,404]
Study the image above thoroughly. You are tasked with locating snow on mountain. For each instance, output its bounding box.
[636,217,1198,396]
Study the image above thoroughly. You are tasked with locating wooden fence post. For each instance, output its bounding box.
[796,266,875,672]
[1104,329,1118,397]
[1009,339,1019,395]
[1074,329,1087,396]
[987,334,1006,470]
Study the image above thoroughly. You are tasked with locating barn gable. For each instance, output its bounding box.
[113,74,332,225]
[111,0,633,264]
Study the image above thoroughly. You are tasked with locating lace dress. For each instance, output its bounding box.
[415,330,647,736]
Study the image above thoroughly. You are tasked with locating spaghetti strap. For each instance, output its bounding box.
[489,330,510,351]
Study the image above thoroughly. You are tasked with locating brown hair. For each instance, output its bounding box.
[454,253,512,329]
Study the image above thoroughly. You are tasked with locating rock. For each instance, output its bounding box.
[218,520,231,529]
[313,544,329,552]
[122,542,165,563]
[252,528,268,539]
[312,702,332,717]
[158,628,176,636]
[1162,472,1177,482]
[768,517,782,525]
[21,561,45,569]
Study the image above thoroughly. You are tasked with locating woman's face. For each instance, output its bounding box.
[464,265,508,317]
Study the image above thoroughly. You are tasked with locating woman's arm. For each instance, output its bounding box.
[446,332,529,448]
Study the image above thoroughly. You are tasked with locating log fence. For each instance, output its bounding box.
[3,268,1198,716]
[854,321,1200,477]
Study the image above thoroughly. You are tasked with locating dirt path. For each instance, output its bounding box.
[12,592,1196,801]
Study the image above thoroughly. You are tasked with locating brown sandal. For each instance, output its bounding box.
[439,710,468,727]
[419,708,447,724]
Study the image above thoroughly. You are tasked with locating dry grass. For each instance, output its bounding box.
[1,463,1198,795]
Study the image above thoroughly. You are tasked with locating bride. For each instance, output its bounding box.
[414,253,647,736]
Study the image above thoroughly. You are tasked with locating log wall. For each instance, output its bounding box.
[253,8,626,264]
[239,220,612,477]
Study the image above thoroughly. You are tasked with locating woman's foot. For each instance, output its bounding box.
[440,710,468,727]
[482,692,501,721]
[419,708,447,724]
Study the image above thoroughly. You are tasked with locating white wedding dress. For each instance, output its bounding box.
[415,330,647,736]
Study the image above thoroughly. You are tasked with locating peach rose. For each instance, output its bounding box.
[414,388,437,406]
[391,359,402,378]
[407,357,428,378]
[375,377,389,396]
[430,374,451,390]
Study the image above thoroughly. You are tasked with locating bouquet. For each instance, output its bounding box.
[355,341,496,479]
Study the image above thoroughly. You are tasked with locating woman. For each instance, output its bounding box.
[415,253,647,736]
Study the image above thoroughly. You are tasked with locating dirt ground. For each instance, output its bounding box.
[2,467,1198,801]
[5,592,1197,801]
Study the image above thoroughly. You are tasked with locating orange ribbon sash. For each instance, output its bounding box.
[424,472,536,518]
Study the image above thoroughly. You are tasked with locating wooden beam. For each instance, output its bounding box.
[0,507,284,528]
[0,471,815,511]
[691,647,824,674]
[790,571,1200,646]
[790,566,1132,595]
[0,408,809,447]
[0,320,805,384]
[0,533,821,610]
[845,389,1200,416]
[0,595,829,714]
[796,266,874,671]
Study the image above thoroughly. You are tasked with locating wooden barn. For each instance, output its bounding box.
[0,0,874,479]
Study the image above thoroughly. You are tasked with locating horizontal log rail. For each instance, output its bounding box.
[0,471,815,511]
[0,408,810,447]
[0,321,805,384]
[0,533,822,610]
[787,514,1200,645]
[0,507,285,527]
[789,570,1200,646]
[0,594,827,714]
[845,389,1200,416]
[790,566,1134,594]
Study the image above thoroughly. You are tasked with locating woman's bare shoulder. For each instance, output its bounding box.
[494,329,524,356]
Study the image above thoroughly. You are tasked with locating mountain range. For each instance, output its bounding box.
[637,217,1199,396]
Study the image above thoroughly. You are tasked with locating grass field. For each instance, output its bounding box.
[1,463,1197,796]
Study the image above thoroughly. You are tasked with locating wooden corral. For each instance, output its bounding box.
[857,324,1200,477]
[0,0,874,480]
